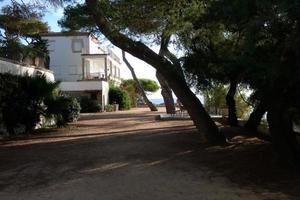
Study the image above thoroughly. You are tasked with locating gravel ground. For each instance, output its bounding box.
[0,108,295,200]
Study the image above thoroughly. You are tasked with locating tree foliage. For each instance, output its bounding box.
[45,95,81,127]
[121,79,159,106]
[0,73,59,134]
[0,0,49,62]
[55,0,300,164]
[181,0,300,165]
[109,86,131,110]
[203,83,250,119]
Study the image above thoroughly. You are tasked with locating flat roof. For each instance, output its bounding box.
[40,31,101,44]
[40,32,91,37]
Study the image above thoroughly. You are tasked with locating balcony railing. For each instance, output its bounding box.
[83,72,106,80]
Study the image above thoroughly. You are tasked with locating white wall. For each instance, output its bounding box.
[42,35,90,82]
[42,34,123,82]
[59,81,103,91]
[59,80,109,106]
[102,81,109,105]
[0,59,54,82]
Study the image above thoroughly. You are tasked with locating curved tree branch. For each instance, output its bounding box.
[86,0,225,143]
[122,50,158,111]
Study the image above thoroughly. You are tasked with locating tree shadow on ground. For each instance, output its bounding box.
[0,111,300,199]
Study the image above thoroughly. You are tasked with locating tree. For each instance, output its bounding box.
[203,0,300,166]
[121,77,159,109]
[46,0,300,165]
[109,86,131,110]
[203,84,227,114]
[59,2,176,114]
[0,0,49,64]
[156,71,176,114]
[244,101,266,131]
[181,22,245,127]
[122,51,158,111]
[203,83,250,120]
[59,0,226,143]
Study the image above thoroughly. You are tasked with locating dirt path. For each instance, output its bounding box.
[0,108,294,200]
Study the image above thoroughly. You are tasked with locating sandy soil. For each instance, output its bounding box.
[0,108,298,200]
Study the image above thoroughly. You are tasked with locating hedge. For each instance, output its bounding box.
[0,73,80,135]
[109,87,131,110]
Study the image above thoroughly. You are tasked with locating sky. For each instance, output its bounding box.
[42,7,162,99]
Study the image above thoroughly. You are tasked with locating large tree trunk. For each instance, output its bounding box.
[167,74,225,143]
[244,101,266,131]
[267,104,300,167]
[226,79,238,126]
[86,0,225,143]
[156,72,176,114]
[122,51,158,111]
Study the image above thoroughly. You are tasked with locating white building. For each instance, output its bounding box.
[41,32,122,109]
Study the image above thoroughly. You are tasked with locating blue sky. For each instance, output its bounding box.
[43,8,64,32]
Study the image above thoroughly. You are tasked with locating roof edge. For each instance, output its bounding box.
[40,31,91,37]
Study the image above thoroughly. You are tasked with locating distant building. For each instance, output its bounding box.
[41,32,122,109]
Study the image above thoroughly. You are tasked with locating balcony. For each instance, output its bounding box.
[83,72,107,81]
[81,54,121,83]
[59,80,106,92]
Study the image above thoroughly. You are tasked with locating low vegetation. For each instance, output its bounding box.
[79,96,101,113]
[45,95,81,127]
[109,86,131,110]
[0,73,80,136]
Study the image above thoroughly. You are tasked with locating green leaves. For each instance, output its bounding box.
[0,0,49,61]
[121,79,159,94]
[120,79,159,106]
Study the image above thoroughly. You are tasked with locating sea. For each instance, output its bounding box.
[149,98,165,105]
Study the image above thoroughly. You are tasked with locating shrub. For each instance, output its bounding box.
[0,73,59,135]
[109,87,131,110]
[45,95,81,127]
[105,104,113,112]
[79,97,102,113]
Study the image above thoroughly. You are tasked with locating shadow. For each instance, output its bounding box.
[0,127,300,199]
[1,110,300,199]
[78,111,161,121]
[0,125,197,147]
[74,117,155,130]
[0,129,201,192]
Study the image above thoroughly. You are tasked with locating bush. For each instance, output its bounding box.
[45,95,81,127]
[79,97,102,113]
[109,87,131,110]
[105,104,113,112]
[0,73,59,135]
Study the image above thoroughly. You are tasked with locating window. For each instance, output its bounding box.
[72,39,84,53]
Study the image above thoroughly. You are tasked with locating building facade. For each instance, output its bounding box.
[41,32,122,109]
